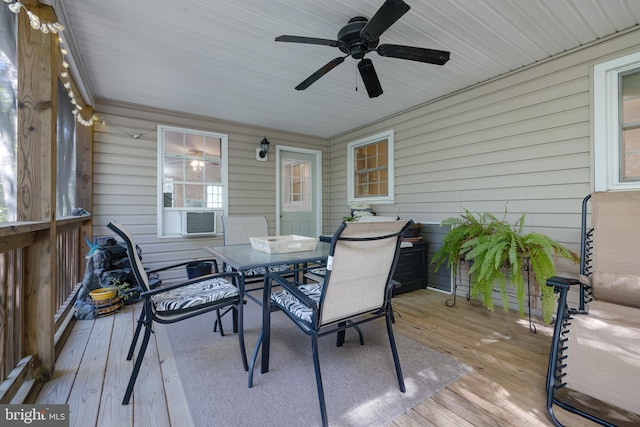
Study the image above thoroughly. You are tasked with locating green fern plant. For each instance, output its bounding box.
[431,210,500,278]
[433,210,579,323]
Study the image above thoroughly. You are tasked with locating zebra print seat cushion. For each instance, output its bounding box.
[152,277,238,315]
[309,267,326,276]
[224,264,291,277]
[271,283,323,330]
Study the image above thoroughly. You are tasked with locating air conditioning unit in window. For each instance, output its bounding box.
[181,211,216,236]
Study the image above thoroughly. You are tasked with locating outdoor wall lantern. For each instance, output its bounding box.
[256,137,270,161]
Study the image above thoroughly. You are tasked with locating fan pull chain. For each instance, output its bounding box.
[355,67,358,92]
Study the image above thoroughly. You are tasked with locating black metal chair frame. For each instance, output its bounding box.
[107,222,248,405]
[255,220,410,427]
[214,215,298,330]
[545,195,597,426]
[545,194,635,426]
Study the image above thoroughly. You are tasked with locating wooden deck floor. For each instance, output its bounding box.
[34,289,593,427]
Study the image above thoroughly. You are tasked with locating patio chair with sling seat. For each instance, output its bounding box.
[257,220,411,427]
[213,215,295,332]
[107,222,248,405]
[545,192,640,426]
[221,215,292,281]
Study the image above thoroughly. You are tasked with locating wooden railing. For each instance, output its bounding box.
[0,216,90,403]
[54,218,89,332]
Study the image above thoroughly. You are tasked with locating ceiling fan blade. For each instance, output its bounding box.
[295,57,346,91]
[377,44,450,65]
[357,58,383,98]
[275,35,343,48]
[360,0,410,42]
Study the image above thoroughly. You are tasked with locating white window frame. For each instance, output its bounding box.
[347,129,395,205]
[157,125,228,238]
[594,51,640,191]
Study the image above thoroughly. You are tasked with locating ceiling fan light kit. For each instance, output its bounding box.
[275,0,450,98]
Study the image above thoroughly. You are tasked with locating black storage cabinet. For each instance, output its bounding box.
[392,241,428,295]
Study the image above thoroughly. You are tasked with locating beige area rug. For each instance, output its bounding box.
[166,299,471,427]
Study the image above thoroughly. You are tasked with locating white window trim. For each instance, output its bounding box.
[594,51,640,191]
[156,125,228,238]
[347,129,395,205]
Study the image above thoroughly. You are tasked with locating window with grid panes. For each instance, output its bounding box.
[157,125,227,237]
[347,129,394,204]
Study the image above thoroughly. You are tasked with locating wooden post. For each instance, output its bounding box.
[76,109,93,276]
[17,2,58,379]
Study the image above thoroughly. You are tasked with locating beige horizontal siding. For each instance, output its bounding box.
[328,28,640,309]
[92,101,327,283]
[90,29,640,307]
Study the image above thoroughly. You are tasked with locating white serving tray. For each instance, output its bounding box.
[250,235,318,254]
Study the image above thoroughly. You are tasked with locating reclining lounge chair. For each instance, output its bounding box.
[545,192,640,426]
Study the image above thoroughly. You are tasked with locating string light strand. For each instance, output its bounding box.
[4,0,95,126]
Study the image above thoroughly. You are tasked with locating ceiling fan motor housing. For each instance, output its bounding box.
[337,17,379,59]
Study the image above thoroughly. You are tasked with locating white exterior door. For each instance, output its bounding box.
[276,147,322,237]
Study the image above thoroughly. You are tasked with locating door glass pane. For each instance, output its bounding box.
[282,158,311,212]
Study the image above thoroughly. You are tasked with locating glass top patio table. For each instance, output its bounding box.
[204,242,330,273]
[204,242,330,377]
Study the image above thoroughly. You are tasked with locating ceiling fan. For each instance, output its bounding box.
[275,0,450,98]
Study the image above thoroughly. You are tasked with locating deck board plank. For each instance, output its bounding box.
[66,314,114,426]
[35,324,93,405]
[129,308,171,427]
[154,322,195,427]
[37,288,602,427]
[96,304,134,426]
[133,341,171,427]
[430,388,506,426]
[412,398,476,426]
[390,408,437,426]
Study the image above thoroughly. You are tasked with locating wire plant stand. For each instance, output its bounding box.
[445,259,537,333]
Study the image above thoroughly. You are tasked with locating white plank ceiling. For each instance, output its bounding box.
[50,0,640,138]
